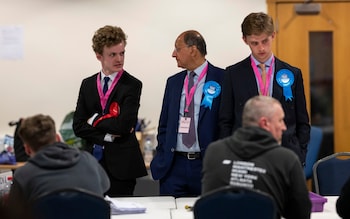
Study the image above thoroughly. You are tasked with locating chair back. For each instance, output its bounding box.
[32,188,110,219]
[313,152,350,195]
[304,126,323,179]
[193,186,277,219]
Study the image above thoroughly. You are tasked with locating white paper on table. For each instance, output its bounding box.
[105,195,147,215]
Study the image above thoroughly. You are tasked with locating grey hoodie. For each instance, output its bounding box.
[202,126,311,219]
[10,142,110,201]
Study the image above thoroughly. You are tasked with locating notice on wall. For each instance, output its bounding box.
[0,26,23,60]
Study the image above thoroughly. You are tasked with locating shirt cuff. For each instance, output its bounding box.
[87,113,99,125]
[104,133,114,142]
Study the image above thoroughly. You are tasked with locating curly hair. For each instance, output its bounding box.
[92,25,127,54]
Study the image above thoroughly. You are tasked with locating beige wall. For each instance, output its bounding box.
[0,0,266,137]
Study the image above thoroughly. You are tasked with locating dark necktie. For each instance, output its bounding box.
[182,71,196,148]
[103,77,110,95]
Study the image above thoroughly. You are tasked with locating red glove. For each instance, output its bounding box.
[93,102,120,127]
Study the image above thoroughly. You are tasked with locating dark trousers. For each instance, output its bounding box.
[100,156,136,197]
[159,154,202,198]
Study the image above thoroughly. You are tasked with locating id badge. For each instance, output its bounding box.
[179,116,191,133]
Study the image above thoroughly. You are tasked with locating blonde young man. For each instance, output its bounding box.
[219,12,310,166]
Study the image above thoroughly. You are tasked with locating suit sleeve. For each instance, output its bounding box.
[155,79,171,154]
[73,78,107,145]
[218,67,235,138]
[294,68,310,147]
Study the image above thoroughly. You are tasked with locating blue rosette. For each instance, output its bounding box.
[201,81,221,109]
[276,69,294,101]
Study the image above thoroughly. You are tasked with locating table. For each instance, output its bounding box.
[107,195,341,219]
[312,196,340,219]
[115,196,176,209]
[0,162,25,170]
[175,197,198,210]
[112,209,171,219]
[110,196,175,219]
[171,197,197,219]
[170,196,341,219]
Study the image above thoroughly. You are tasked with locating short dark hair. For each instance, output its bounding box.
[183,30,207,56]
[18,114,56,152]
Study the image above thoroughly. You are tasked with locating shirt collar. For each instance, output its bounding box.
[187,60,208,76]
[251,54,274,67]
[100,71,118,81]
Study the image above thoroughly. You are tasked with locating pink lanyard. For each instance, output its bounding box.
[97,70,123,111]
[184,64,208,113]
[251,56,274,96]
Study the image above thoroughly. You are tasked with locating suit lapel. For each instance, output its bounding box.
[174,71,186,113]
[90,73,104,113]
[198,63,218,121]
[272,59,283,101]
[245,57,263,97]
[104,72,125,110]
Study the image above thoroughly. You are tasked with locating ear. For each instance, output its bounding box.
[258,117,269,130]
[189,45,197,56]
[95,52,102,61]
[242,36,248,45]
[23,144,33,157]
[271,32,276,40]
[56,133,62,142]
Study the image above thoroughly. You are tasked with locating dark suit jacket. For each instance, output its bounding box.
[73,71,147,180]
[219,56,310,164]
[150,62,224,180]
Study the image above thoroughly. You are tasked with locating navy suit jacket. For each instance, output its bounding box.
[73,71,147,180]
[219,56,310,164]
[151,62,224,180]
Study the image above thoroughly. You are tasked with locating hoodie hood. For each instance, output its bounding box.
[228,126,280,160]
[29,142,80,169]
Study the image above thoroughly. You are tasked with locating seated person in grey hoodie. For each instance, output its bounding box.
[7,114,110,218]
[202,95,311,219]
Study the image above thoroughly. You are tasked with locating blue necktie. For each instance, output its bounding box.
[103,77,110,95]
[92,144,104,161]
[93,76,110,161]
[182,71,196,148]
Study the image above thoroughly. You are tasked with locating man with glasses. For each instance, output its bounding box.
[150,30,224,197]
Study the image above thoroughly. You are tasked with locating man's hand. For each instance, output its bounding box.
[92,102,120,127]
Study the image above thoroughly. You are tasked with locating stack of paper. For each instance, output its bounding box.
[105,196,147,215]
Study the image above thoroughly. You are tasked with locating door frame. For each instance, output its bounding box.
[267,0,350,153]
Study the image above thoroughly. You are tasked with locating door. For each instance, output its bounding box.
[268,0,350,153]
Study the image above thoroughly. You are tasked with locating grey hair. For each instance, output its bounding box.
[242,95,281,127]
